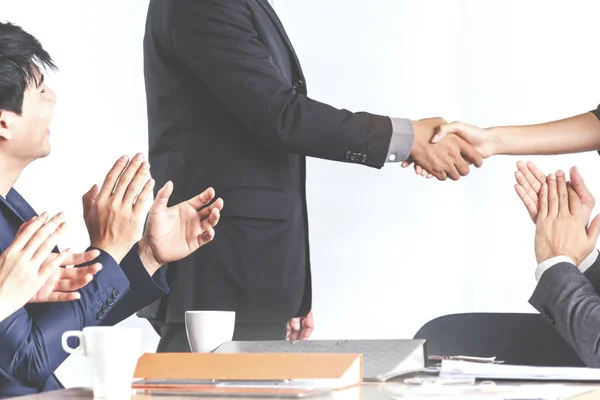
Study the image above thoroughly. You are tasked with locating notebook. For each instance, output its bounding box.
[215,339,427,381]
[132,352,362,391]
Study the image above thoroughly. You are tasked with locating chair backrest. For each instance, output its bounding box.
[413,312,584,367]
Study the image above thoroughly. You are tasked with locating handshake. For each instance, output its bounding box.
[402,118,496,181]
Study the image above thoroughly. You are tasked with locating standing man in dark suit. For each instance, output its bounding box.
[140,0,483,350]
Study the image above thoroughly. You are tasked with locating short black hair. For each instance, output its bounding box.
[0,21,56,115]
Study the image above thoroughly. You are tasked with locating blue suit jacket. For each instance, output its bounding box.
[0,189,170,398]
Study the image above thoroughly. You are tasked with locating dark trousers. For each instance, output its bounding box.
[156,321,287,353]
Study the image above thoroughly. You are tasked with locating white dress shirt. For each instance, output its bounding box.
[536,250,599,281]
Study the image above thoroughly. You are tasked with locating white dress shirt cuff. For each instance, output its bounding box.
[579,249,599,273]
[535,250,599,281]
[386,117,414,162]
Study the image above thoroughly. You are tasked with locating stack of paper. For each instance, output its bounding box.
[400,383,564,400]
[440,360,600,381]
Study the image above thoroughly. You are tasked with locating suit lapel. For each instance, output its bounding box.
[0,189,60,254]
[0,189,34,252]
[0,189,36,224]
[255,0,304,78]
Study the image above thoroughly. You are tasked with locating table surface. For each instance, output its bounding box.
[8,382,600,400]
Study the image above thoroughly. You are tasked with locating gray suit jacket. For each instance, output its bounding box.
[529,255,600,367]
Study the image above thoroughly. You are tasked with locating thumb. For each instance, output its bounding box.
[151,181,173,213]
[291,317,301,331]
[82,184,99,217]
[432,122,470,143]
[571,166,594,205]
[570,166,584,186]
[587,213,600,243]
[286,321,292,339]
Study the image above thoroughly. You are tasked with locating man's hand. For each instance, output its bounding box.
[514,161,594,226]
[534,171,600,265]
[403,121,494,178]
[0,213,97,320]
[82,154,155,264]
[29,253,102,303]
[138,182,223,276]
[405,118,483,181]
[286,309,314,340]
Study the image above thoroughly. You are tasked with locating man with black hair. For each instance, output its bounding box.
[0,21,223,397]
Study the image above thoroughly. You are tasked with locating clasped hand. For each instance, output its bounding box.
[0,212,101,319]
[402,118,484,181]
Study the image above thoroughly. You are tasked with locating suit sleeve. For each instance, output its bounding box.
[100,243,169,326]
[0,250,130,388]
[590,104,600,156]
[529,262,600,367]
[0,244,168,389]
[592,104,600,121]
[167,0,394,168]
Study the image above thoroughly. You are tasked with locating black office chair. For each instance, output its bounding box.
[413,312,585,367]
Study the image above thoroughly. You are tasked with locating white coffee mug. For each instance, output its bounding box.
[185,310,236,352]
[62,327,141,399]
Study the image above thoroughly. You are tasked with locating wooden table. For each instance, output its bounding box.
[7,382,600,400]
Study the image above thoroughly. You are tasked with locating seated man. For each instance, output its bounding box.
[514,164,600,367]
[0,21,223,397]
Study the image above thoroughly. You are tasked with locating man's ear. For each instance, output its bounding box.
[0,111,13,140]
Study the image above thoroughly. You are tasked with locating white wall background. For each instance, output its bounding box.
[1,0,600,388]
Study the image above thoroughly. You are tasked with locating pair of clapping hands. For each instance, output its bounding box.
[514,161,599,268]
[0,154,223,321]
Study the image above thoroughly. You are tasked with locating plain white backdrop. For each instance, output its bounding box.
[1,0,600,388]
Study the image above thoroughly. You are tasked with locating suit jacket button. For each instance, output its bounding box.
[292,79,304,90]
[345,151,351,160]
[96,311,103,320]
[101,304,108,313]
[350,153,358,161]
[106,298,114,306]
[541,309,554,324]
[112,289,120,299]
[361,154,368,163]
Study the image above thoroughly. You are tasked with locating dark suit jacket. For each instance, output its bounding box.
[530,257,600,367]
[140,0,395,324]
[0,189,169,397]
